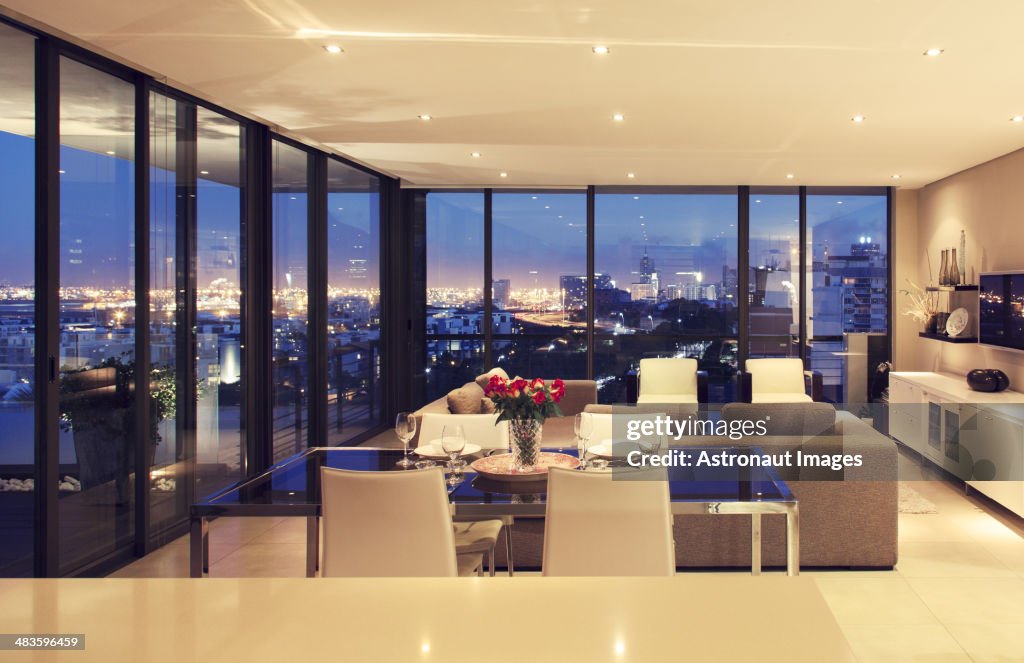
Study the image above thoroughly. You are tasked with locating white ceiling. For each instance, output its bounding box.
[5,0,1024,189]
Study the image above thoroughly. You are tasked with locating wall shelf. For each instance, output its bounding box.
[919,332,977,343]
[925,284,979,292]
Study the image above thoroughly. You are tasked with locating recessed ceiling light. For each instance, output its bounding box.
[1011,115,1024,123]
[499,172,508,178]
[891,174,901,179]
[418,114,432,121]
[851,115,865,123]
[200,170,209,175]
[612,113,625,122]
[323,44,343,54]
[786,173,795,179]
[105,150,115,155]
[627,172,635,178]
[470,151,481,158]
[592,45,610,55]
[924,48,943,57]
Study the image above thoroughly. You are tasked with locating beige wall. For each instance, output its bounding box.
[891,188,921,371]
[909,147,1024,384]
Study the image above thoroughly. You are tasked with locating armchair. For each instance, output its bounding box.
[740,358,823,403]
[626,357,708,404]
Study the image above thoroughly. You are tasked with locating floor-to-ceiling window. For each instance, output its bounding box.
[326,160,381,444]
[195,108,245,493]
[0,23,36,577]
[58,56,136,574]
[806,188,888,402]
[749,187,800,358]
[491,191,587,380]
[425,192,485,402]
[271,140,309,462]
[594,188,739,403]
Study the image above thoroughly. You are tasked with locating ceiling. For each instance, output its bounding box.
[4,0,1024,189]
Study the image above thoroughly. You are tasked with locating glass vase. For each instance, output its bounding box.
[509,418,542,472]
[939,249,949,286]
[950,248,960,285]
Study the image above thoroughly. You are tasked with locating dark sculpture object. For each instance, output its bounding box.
[966,369,1011,393]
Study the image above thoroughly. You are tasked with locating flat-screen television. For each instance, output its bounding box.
[979,272,1024,350]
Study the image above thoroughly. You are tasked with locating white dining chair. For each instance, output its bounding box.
[417,413,510,452]
[542,467,675,576]
[413,413,513,575]
[581,411,668,453]
[319,466,482,577]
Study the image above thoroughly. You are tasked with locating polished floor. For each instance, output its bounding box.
[113,448,1024,663]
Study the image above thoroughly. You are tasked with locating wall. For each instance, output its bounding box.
[911,147,1024,384]
[892,188,921,370]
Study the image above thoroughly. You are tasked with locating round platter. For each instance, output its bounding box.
[469,452,580,482]
[946,307,969,337]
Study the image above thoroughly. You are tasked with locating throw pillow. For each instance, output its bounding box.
[475,367,509,389]
[447,382,485,414]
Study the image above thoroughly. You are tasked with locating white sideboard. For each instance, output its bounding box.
[889,371,1024,518]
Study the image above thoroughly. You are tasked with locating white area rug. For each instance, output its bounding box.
[899,482,938,514]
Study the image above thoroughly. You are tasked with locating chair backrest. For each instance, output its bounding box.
[582,411,668,451]
[418,413,510,451]
[320,467,458,577]
[638,357,697,397]
[746,358,807,396]
[542,467,675,576]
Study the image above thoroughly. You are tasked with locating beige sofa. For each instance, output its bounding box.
[492,403,899,570]
[411,378,598,448]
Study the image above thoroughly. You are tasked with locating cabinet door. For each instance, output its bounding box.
[966,410,1024,517]
[889,378,924,452]
[925,398,944,461]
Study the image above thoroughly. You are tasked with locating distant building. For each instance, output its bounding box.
[492,279,510,309]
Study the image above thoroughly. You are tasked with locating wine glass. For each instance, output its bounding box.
[575,413,593,470]
[395,412,417,468]
[441,424,466,466]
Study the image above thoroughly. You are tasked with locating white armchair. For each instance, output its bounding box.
[743,358,821,403]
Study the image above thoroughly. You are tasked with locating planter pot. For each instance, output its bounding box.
[924,314,939,334]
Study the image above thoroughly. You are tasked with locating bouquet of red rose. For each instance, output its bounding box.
[484,376,565,424]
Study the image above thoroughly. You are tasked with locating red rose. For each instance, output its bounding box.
[532,391,546,405]
[509,378,528,393]
[531,378,545,390]
[551,378,565,403]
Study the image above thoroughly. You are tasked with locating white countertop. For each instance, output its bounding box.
[0,576,855,662]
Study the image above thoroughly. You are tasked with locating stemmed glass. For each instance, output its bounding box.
[575,413,593,470]
[395,412,417,468]
[441,424,466,484]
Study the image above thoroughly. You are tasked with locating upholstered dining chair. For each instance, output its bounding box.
[635,357,707,404]
[414,412,513,575]
[581,411,668,454]
[542,467,675,576]
[319,466,483,577]
[742,357,823,403]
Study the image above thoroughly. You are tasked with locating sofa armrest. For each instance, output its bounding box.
[696,370,709,404]
[739,371,753,403]
[626,370,639,404]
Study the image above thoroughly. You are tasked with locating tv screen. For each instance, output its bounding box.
[980,273,1024,350]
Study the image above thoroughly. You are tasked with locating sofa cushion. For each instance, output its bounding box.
[474,367,510,389]
[480,398,496,414]
[722,402,836,436]
[446,382,485,414]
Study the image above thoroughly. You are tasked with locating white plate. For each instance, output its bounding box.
[586,439,642,459]
[946,307,969,337]
[414,441,482,459]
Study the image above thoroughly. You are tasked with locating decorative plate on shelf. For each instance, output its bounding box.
[946,307,969,337]
[469,452,579,482]
[414,442,482,459]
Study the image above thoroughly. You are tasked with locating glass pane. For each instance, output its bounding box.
[326,160,381,445]
[749,189,800,358]
[58,57,136,574]
[425,192,484,401]
[594,189,739,402]
[272,141,309,462]
[148,93,182,530]
[0,24,35,577]
[196,107,244,495]
[806,189,888,402]
[491,192,587,379]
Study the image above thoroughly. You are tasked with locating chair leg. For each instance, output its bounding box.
[505,524,514,576]
[488,545,495,577]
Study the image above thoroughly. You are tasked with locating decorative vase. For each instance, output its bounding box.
[939,249,949,286]
[966,369,1010,393]
[959,230,966,283]
[950,248,960,285]
[509,418,542,472]
[924,314,938,334]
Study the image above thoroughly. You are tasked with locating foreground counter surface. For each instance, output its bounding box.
[0,576,854,662]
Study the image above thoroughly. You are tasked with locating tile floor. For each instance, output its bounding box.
[112,449,1024,663]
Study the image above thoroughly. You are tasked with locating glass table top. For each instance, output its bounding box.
[193,447,794,516]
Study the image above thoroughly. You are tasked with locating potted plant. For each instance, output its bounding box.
[899,280,940,333]
[483,376,564,471]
